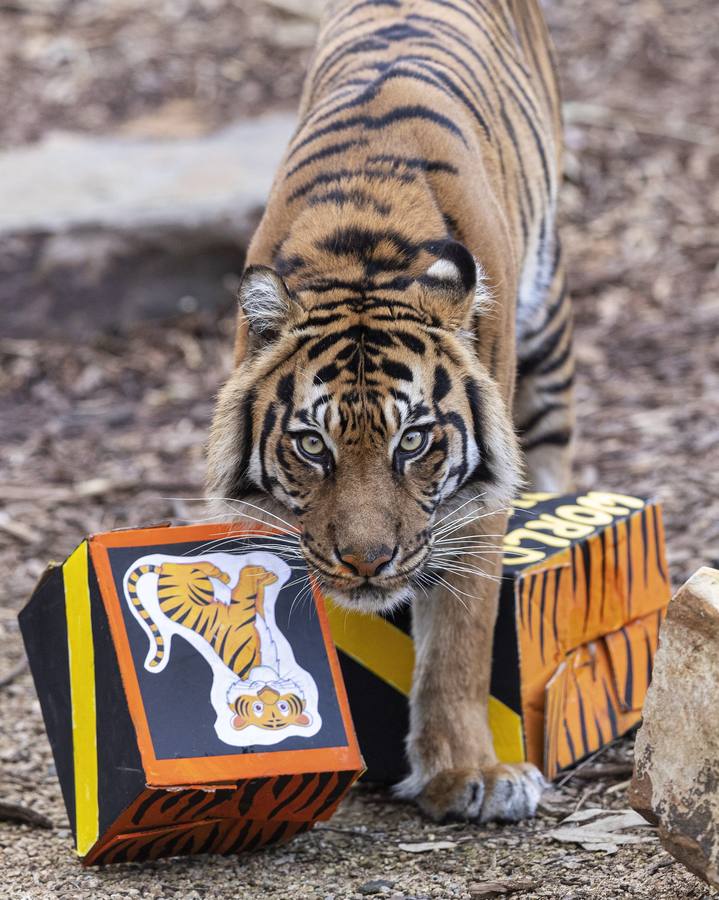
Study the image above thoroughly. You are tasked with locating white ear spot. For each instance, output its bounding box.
[426,258,462,282]
[239,267,290,334]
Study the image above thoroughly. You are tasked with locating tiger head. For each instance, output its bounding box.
[229,686,311,731]
[208,227,520,613]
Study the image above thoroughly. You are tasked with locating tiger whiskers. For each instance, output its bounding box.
[419,570,472,612]
[205,497,301,533]
[288,576,315,625]
[430,492,513,543]
[431,492,488,528]
[170,495,301,534]
[184,517,302,558]
[410,569,434,602]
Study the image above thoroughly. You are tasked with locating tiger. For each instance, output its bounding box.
[126,561,312,732]
[208,0,573,822]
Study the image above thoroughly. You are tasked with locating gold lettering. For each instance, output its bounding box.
[511,492,560,510]
[504,527,571,550]
[555,505,614,527]
[502,547,547,566]
[527,513,595,540]
[578,492,645,517]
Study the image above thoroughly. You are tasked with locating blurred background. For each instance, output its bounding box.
[1,1,718,897]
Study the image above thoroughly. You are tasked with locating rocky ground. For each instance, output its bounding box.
[2,0,719,897]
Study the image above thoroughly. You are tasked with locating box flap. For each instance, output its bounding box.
[543,608,664,778]
[604,611,664,713]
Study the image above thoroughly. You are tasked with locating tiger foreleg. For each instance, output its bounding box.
[396,511,546,822]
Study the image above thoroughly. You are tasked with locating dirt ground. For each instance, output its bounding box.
[2,0,719,897]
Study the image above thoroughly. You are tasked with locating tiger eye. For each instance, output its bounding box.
[300,432,326,456]
[399,430,425,453]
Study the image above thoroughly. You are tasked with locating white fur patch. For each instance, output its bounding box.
[473,259,494,314]
[326,583,416,616]
[239,270,289,333]
[425,257,493,315]
[426,258,462,281]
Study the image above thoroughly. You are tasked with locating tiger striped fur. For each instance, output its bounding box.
[208,0,572,823]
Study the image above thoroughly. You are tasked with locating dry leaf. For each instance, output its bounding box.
[547,808,656,854]
[398,840,457,853]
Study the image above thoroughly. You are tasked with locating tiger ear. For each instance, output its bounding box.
[239,266,291,334]
[420,240,490,331]
[234,265,295,364]
[231,714,249,730]
[294,712,311,727]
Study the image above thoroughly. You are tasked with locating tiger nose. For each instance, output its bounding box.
[337,545,396,577]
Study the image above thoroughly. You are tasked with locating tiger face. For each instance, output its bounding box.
[209,238,520,613]
[229,686,311,731]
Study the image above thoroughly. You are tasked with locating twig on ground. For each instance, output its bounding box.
[555,736,628,787]
[573,785,601,814]
[0,801,52,829]
[0,511,36,544]
[0,656,28,689]
[644,855,675,876]
[313,824,384,841]
[605,779,632,796]
[571,764,635,781]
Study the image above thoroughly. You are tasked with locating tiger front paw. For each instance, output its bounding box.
[395,763,546,824]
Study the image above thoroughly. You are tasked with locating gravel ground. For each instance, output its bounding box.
[2,0,719,897]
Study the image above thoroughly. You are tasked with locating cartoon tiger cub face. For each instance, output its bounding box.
[229,685,311,731]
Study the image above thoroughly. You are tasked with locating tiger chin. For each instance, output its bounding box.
[207,0,574,824]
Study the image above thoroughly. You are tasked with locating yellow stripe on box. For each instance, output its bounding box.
[63,542,99,857]
[325,601,414,695]
[326,602,525,764]
[487,696,525,764]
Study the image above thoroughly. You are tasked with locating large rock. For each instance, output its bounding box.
[630,566,719,888]
[0,114,295,336]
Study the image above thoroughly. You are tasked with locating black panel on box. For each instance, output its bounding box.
[338,652,408,784]
[18,566,77,838]
[106,541,348,758]
[489,576,521,715]
[89,564,145,836]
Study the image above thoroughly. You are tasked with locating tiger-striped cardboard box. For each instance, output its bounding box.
[19,523,363,865]
[327,491,671,782]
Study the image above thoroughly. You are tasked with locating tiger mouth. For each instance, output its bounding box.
[300,544,431,598]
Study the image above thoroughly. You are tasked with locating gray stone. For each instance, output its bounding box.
[630,566,719,889]
[358,880,396,896]
[0,114,294,336]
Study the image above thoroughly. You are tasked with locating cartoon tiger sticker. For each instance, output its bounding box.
[122,551,322,747]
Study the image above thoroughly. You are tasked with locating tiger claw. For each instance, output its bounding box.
[398,763,546,824]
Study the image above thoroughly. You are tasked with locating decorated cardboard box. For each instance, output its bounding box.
[19,523,363,865]
[327,491,671,781]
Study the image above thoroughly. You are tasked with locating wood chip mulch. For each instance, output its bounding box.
[1,1,718,897]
